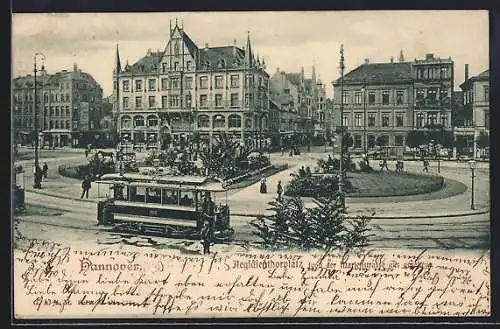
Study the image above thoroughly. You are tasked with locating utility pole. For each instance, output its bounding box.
[33,52,45,189]
[338,44,346,210]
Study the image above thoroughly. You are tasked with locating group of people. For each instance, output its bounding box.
[33,162,49,189]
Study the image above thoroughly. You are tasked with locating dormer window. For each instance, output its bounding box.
[203,61,211,70]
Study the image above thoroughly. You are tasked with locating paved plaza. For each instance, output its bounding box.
[14,147,490,250]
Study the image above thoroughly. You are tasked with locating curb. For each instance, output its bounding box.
[231,208,490,219]
[26,188,490,219]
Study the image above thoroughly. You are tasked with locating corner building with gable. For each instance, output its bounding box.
[113,21,270,150]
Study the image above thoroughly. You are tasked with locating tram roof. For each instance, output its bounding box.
[97,173,228,192]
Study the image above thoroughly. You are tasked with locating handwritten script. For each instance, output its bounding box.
[14,239,490,318]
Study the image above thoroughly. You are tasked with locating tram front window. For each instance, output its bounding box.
[179,191,195,207]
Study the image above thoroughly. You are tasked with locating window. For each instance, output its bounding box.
[396,91,404,105]
[148,96,155,108]
[215,76,223,89]
[213,115,225,129]
[416,112,424,128]
[228,114,242,128]
[134,115,145,127]
[55,106,60,116]
[199,95,208,108]
[135,80,142,91]
[342,113,349,126]
[174,42,179,55]
[230,93,239,107]
[162,96,167,108]
[135,96,142,108]
[215,94,223,107]
[440,67,448,79]
[185,77,193,89]
[161,78,168,90]
[354,135,362,149]
[66,106,70,116]
[198,115,209,128]
[368,135,376,149]
[122,117,132,129]
[284,89,290,94]
[396,113,404,127]
[381,113,390,127]
[342,91,349,105]
[244,93,253,106]
[230,75,239,88]
[368,92,375,105]
[382,91,390,105]
[200,76,208,89]
[147,115,158,127]
[416,88,425,99]
[55,121,60,129]
[367,114,375,127]
[484,86,489,102]
[440,88,449,100]
[186,61,192,71]
[354,92,362,105]
[427,88,437,101]
[354,113,362,126]
[246,75,254,87]
[122,80,130,92]
[162,63,168,73]
[395,135,404,146]
[90,121,95,129]
[186,94,192,108]
[174,62,179,71]
[169,95,179,108]
[169,77,180,89]
[148,79,156,91]
[440,113,448,126]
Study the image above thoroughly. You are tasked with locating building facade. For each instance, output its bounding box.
[269,66,327,139]
[113,21,270,150]
[332,53,453,152]
[457,66,489,157]
[13,64,104,148]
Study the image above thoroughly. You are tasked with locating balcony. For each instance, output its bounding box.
[415,98,451,107]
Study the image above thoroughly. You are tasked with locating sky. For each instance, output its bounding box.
[12,11,489,98]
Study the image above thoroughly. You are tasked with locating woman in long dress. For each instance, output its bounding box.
[260,177,267,194]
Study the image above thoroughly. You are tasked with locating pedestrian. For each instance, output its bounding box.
[201,221,212,255]
[34,164,43,189]
[382,158,388,171]
[81,175,92,199]
[423,159,429,172]
[260,176,267,194]
[42,162,48,181]
[277,180,283,198]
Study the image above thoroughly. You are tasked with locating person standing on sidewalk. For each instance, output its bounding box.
[277,180,283,198]
[81,175,92,199]
[42,162,48,181]
[423,159,429,172]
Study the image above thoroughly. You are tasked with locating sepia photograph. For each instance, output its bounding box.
[11,10,491,320]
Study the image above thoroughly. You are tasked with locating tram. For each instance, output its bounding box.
[95,172,234,242]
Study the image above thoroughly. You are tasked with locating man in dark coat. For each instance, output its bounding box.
[81,176,92,199]
[42,162,48,181]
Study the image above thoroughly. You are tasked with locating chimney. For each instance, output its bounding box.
[276,67,280,73]
[73,63,78,72]
[233,39,237,46]
[147,48,152,56]
[465,64,469,81]
[364,58,369,64]
[390,56,394,63]
[204,43,209,49]
[425,53,434,60]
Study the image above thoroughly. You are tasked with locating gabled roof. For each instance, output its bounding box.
[181,30,198,57]
[334,62,413,85]
[459,69,489,89]
[198,46,247,70]
[127,51,165,74]
[285,73,302,86]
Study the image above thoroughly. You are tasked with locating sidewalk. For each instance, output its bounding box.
[22,151,490,220]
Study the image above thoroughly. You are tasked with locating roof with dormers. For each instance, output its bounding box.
[459,69,489,89]
[13,69,102,90]
[333,62,413,86]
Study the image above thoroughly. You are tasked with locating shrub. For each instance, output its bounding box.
[250,197,372,251]
[284,172,352,198]
[358,159,374,172]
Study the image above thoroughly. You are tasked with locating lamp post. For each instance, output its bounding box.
[361,83,367,155]
[468,160,476,210]
[338,44,346,210]
[33,52,45,189]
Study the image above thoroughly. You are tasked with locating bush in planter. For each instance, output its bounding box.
[285,172,352,198]
[358,159,374,172]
